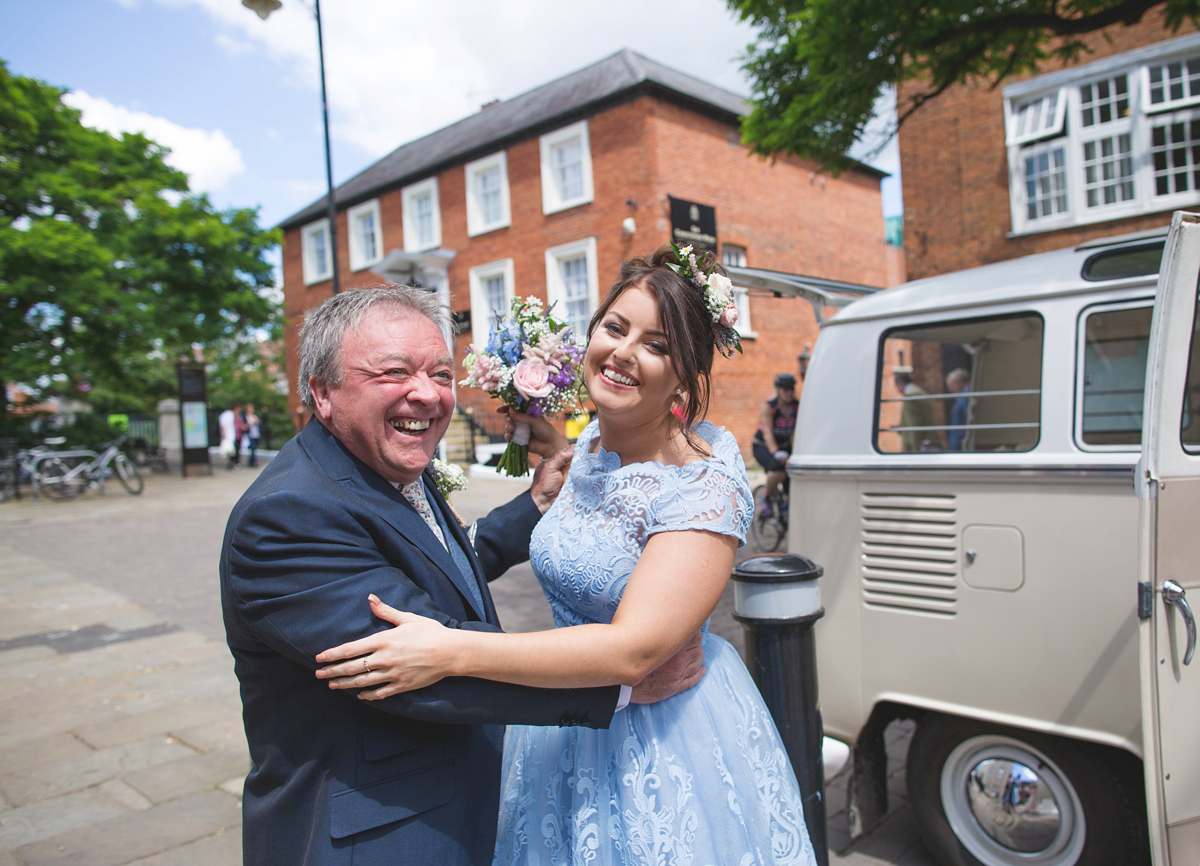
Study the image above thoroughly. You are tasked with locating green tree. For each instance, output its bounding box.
[0,61,280,415]
[728,0,1200,170]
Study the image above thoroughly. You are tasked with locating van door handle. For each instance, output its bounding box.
[1163,580,1196,666]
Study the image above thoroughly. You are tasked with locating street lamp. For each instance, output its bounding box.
[243,0,340,294]
[798,342,812,379]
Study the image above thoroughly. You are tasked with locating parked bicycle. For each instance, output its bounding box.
[0,436,74,502]
[37,436,143,499]
[127,437,170,473]
[749,481,789,552]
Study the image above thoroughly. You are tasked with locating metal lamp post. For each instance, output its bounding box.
[243,0,340,294]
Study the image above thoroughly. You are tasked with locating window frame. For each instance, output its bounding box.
[721,244,756,338]
[1005,88,1067,146]
[468,258,515,343]
[301,218,332,286]
[401,177,442,252]
[539,120,594,214]
[873,312,1045,456]
[1074,298,1155,452]
[465,152,511,237]
[544,237,599,335]
[346,199,382,272]
[1004,33,1200,236]
[1142,55,1200,113]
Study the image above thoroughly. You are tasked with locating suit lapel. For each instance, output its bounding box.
[423,472,497,625]
[297,420,490,621]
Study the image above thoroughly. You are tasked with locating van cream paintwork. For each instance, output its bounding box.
[790,244,1158,759]
[1136,213,1200,866]
[797,471,1141,754]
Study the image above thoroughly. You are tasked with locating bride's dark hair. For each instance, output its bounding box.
[588,243,722,434]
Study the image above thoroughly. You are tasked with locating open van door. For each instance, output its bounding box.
[1138,211,1200,865]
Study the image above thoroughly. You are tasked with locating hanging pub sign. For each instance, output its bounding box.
[668,195,717,252]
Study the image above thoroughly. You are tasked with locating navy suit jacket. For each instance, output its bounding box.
[220,419,618,866]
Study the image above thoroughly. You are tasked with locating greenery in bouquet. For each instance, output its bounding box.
[461,296,588,477]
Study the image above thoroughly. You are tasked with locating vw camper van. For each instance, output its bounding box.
[744,214,1200,866]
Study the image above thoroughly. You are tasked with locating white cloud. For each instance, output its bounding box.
[158,0,756,159]
[63,90,246,193]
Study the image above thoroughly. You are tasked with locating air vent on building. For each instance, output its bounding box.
[861,492,958,617]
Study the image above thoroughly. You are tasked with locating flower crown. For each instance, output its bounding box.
[666,242,742,358]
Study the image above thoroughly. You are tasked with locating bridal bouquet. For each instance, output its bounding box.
[461,296,588,477]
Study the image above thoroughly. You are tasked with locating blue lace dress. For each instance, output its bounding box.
[494,420,816,865]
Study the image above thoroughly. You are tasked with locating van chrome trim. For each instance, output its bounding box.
[791,464,1135,481]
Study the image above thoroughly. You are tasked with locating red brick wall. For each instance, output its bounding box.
[900,11,1200,281]
[281,93,888,458]
[645,99,889,453]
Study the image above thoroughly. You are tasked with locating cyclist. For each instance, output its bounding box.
[752,373,798,516]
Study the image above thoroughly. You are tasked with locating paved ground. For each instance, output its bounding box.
[0,458,935,865]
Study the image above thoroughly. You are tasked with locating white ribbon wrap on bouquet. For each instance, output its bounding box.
[511,421,531,446]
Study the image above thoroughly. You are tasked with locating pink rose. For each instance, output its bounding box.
[720,305,739,328]
[513,358,554,399]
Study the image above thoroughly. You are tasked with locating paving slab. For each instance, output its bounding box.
[0,789,130,851]
[122,747,249,806]
[11,790,240,866]
[1,738,194,807]
[122,827,240,866]
[72,700,233,752]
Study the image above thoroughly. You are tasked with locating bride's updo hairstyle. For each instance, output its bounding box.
[587,243,722,430]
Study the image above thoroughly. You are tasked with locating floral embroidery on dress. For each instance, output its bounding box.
[495,419,815,866]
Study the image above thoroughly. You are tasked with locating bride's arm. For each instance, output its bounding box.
[314,528,735,698]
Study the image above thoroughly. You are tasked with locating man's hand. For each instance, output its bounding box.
[629,631,706,704]
[530,447,573,513]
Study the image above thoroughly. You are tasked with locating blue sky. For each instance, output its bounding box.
[0,0,901,244]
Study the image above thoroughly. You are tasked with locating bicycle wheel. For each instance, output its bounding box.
[0,460,16,502]
[750,485,786,552]
[113,454,143,495]
[38,457,85,500]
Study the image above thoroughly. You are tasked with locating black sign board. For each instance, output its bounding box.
[175,362,211,477]
[668,196,717,252]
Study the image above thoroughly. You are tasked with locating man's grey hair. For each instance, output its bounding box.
[946,367,970,388]
[297,285,454,410]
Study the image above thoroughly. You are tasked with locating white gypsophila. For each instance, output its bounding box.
[525,319,551,342]
[706,272,735,316]
[431,458,468,497]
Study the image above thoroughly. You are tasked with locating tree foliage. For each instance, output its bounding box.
[0,61,281,411]
[728,0,1200,170]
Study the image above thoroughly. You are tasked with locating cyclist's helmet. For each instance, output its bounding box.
[774,373,796,389]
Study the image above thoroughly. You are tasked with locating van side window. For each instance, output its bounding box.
[877,314,1044,454]
[1183,284,1200,452]
[1078,303,1153,448]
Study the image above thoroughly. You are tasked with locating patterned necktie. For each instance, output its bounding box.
[400,480,447,550]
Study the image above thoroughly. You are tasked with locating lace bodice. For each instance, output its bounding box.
[530,419,753,629]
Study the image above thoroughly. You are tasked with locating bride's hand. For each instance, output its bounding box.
[315,595,455,700]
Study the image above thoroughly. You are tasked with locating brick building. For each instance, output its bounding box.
[899,11,1200,281]
[278,49,890,456]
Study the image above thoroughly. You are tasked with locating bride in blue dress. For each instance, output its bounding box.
[321,245,816,865]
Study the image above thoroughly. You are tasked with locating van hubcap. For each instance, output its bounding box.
[966,758,1060,852]
[940,735,1086,866]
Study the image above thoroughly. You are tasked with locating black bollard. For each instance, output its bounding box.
[732,553,828,866]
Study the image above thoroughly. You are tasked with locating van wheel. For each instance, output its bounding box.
[906,715,1148,866]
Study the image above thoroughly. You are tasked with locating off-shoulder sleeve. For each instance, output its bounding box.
[648,428,754,545]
